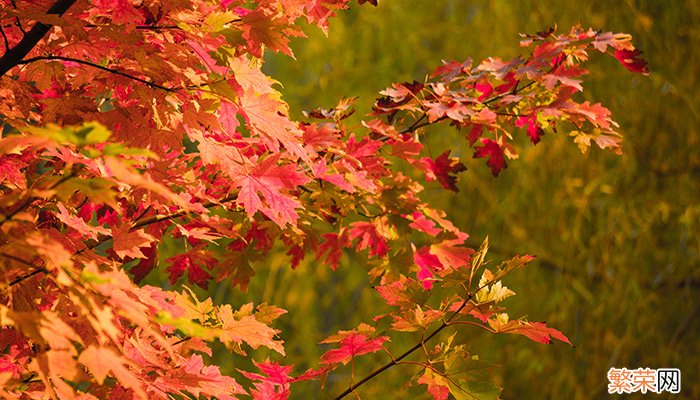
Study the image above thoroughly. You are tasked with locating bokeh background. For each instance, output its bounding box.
[200,1,699,398]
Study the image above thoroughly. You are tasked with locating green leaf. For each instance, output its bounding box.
[27,122,111,146]
[155,312,217,340]
[449,380,502,400]
[54,177,118,209]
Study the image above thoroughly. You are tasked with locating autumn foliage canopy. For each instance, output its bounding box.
[0,0,648,399]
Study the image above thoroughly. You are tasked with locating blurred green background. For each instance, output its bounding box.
[213,1,699,398]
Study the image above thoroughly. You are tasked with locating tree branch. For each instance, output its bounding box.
[18,55,176,92]
[5,191,240,287]
[332,292,474,400]
[0,0,78,77]
[0,172,75,228]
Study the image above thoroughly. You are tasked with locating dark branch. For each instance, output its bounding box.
[8,266,47,286]
[0,197,37,228]
[399,115,447,134]
[0,0,78,77]
[18,55,176,92]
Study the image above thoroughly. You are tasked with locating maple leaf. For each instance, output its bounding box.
[418,369,450,400]
[321,324,388,365]
[232,155,310,226]
[488,316,572,346]
[391,306,443,332]
[24,233,73,270]
[165,252,215,289]
[473,138,507,176]
[475,82,494,101]
[0,155,27,189]
[422,150,467,191]
[78,346,146,398]
[239,90,308,160]
[348,220,390,258]
[515,115,545,144]
[316,229,351,270]
[592,32,634,52]
[241,9,295,58]
[54,203,110,240]
[414,246,443,290]
[467,124,484,146]
[238,359,323,400]
[614,49,650,75]
[475,270,515,304]
[430,238,473,270]
[217,304,285,355]
[311,159,355,192]
[154,355,245,400]
[375,277,428,308]
[219,100,241,134]
[112,225,156,260]
[406,212,441,236]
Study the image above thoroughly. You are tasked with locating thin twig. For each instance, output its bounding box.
[0,24,10,52]
[8,0,27,35]
[18,55,175,92]
[399,113,427,134]
[83,24,181,30]
[399,115,448,134]
[0,172,74,228]
[7,266,48,286]
[332,291,475,400]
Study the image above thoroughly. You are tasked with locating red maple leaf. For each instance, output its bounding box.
[348,221,389,258]
[473,138,507,176]
[430,238,473,270]
[489,319,572,346]
[614,49,650,75]
[165,252,215,289]
[321,325,388,365]
[232,155,310,226]
[239,359,324,400]
[515,115,545,144]
[129,244,157,283]
[406,212,441,236]
[414,246,443,290]
[422,150,467,191]
[315,228,351,270]
[475,82,494,101]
